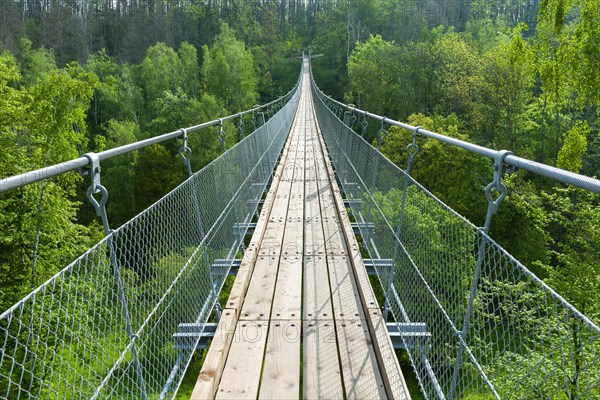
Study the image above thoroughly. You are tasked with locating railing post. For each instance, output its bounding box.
[81,153,148,400]
[448,150,512,400]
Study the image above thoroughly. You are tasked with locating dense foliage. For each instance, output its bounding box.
[0,0,598,397]
[0,3,303,312]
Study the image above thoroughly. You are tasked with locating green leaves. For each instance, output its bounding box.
[347,34,401,117]
[557,121,590,173]
[140,43,183,108]
[541,187,600,322]
[202,23,259,113]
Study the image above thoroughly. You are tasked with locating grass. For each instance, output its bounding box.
[174,350,207,399]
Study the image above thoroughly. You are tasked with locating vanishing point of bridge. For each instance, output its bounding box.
[1,55,599,400]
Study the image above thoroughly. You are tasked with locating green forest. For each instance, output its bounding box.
[0,0,599,398]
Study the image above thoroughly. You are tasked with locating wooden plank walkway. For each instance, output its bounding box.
[191,59,410,400]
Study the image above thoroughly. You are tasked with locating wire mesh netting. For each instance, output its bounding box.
[311,76,600,399]
[0,79,301,399]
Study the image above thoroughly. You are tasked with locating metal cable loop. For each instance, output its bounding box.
[360,111,369,138]
[483,149,513,233]
[251,109,258,130]
[377,117,388,151]
[237,114,245,140]
[178,128,193,177]
[350,108,357,127]
[217,118,227,152]
[406,126,421,174]
[82,152,111,235]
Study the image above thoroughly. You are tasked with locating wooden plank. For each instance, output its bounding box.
[316,185,340,219]
[327,256,364,320]
[366,309,411,400]
[304,181,326,257]
[225,264,251,313]
[335,320,387,400]
[240,254,279,320]
[258,321,301,399]
[191,311,237,400]
[313,104,407,400]
[348,252,379,309]
[271,254,302,320]
[260,220,287,256]
[303,320,344,400]
[215,322,269,399]
[320,217,347,257]
[193,109,301,397]
[303,255,334,320]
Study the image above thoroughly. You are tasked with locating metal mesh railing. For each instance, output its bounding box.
[311,75,600,399]
[0,76,301,399]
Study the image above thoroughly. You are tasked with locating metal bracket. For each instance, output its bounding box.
[237,114,245,140]
[251,109,258,130]
[173,321,432,351]
[217,119,226,152]
[377,118,388,151]
[483,149,513,233]
[178,128,193,177]
[350,107,357,126]
[406,125,421,173]
[360,111,369,137]
[342,105,355,127]
[82,152,111,235]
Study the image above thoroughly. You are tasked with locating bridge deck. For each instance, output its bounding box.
[191,60,410,399]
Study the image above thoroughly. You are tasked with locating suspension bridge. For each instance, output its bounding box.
[1,55,599,399]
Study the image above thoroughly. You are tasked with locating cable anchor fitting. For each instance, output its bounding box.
[81,152,111,235]
[360,111,369,138]
[377,118,388,151]
[237,113,246,140]
[405,126,421,174]
[178,128,193,177]
[483,149,513,233]
[217,119,227,152]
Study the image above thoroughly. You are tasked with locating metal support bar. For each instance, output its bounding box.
[233,222,373,236]
[213,257,391,277]
[212,259,241,276]
[173,322,431,350]
[363,259,394,275]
